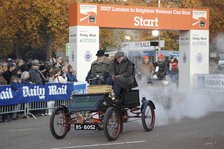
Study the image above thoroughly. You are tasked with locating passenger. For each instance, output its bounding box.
[86,50,112,85]
[137,55,154,83]
[153,53,168,80]
[110,51,138,99]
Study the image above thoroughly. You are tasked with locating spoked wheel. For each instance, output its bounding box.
[142,102,155,131]
[50,107,70,139]
[103,107,121,141]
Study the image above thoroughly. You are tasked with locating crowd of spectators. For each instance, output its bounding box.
[0,56,77,122]
[0,56,77,86]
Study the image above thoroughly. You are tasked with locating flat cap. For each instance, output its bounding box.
[114,51,124,59]
[31,60,40,66]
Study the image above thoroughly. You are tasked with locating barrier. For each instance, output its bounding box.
[0,82,87,119]
[0,104,25,114]
[193,74,224,94]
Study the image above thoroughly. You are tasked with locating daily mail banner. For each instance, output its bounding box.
[0,83,81,106]
[69,3,209,30]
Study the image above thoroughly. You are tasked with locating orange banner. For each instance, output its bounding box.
[69,3,209,30]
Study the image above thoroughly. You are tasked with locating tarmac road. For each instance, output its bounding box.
[0,110,224,149]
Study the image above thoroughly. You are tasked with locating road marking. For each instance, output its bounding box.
[10,128,39,132]
[52,140,145,149]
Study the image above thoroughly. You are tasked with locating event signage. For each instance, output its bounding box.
[69,3,209,30]
[69,2,210,89]
[194,74,224,94]
[0,83,75,106]
[69,26,99,81]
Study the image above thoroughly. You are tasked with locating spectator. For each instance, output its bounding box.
[2,62,8,72]
[153,53,168,80]
[0,65,7,85]
[17,59,29,72]
[51,67,67,83]
[11,62,22,78]
[10,75,21,91]
[55,56,63,69]
[7,58,13,63]
[3,63,16,84]
[137,55,154,83]
[47,67,67,115]
[49,57,56,65]
[39,64,49,84]
[62,65,68,78]
[48,67,56,82]
[66,65,77,82]
[21,71,31,85]
[29,60,42,84]
[15,59,24,73]
[9,75,22,120]
[169,56,179,86]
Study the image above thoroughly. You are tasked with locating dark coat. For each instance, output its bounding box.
[111,58,137,89]
[153,60,168,80]
[90,58,111,81]
[29,68,42,84]
[66,72,77,82]
[2,70,12,84]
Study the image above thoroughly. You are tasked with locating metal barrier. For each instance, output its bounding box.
[0,103,29,120]
[26,100,71,119]
[0,100,71,120]
[0,104,25,114]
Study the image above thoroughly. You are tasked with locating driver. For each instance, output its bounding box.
[86,50,112,85]
[153,53,168,80]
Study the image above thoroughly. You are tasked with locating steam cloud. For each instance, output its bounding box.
[122,36,224,126]
[138,80,224,126]
[215,33,224,53]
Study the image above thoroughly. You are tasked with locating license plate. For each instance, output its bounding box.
[74,124,96,130]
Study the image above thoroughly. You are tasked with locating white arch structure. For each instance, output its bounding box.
[69,3,209,89]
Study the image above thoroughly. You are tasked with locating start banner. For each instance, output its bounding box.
[69,3,209,30]
[0,83,75,106]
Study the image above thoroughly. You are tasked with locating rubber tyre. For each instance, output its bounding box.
[49,107,70,139]
[103,107,121,141]
[141,102,155,131]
